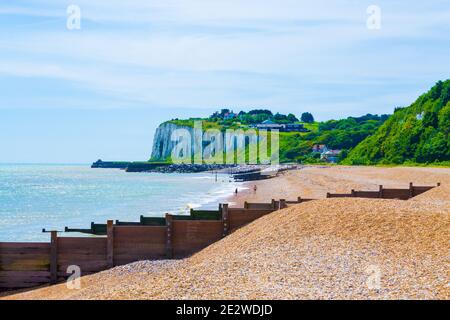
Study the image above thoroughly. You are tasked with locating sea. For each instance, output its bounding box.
[0,164,242,242]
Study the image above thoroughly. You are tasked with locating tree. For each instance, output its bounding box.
[301,112,314,123]
[287,113,299,122]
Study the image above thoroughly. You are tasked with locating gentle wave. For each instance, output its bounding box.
[0,164,240,242]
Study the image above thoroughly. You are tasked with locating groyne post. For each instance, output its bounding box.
[107,220,114,268]
[379,185,383,198]
[279,199,286,209]
[165,214,173,259]
[50,231,58,284]
[409,182,414,198]
[222,204,229,237]
[297,196,302,203]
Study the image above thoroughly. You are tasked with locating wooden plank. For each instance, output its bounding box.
[0,271,50,288]
[0,261,49,271]
[107,220,114,268]
[57,237,107,253]
[0,253,51,261]
[113,226,167,238]
[58,261,108,273]
[228,208,274,215]
[229,211,270,230]
[114,243,165,254]
[0,261,50,271]
[244,203,273,210]
[0,271,50,278]
[113,226,166,260]
[50,231,57,284]
[0,281,48,289]
[0,243,50,249]
[381,188,411,200]
[353,191,380,198]
[166,214,173,259]
[57,253,107,261]
[172,220,223,257]
[0,243,50,255]
[326,193,352,198]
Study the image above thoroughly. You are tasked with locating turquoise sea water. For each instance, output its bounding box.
[0,164,241,242]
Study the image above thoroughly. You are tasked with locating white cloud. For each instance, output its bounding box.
[0,0,449,116]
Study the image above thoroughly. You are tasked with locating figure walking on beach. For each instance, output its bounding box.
[253,185,257,193]
[235,188,238,195]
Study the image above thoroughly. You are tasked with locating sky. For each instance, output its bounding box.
[0,0,449,163]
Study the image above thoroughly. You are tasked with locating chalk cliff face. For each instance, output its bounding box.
[150,122,194,161]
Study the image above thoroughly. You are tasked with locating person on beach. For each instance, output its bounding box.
[235,188,238,195]
[253,185,257,193]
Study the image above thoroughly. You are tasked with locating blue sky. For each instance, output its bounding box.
[0,0,449,163]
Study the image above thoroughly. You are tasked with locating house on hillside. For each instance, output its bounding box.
[224,112,237,120]
[252,119,285,131]
[285,123,308,132]
[252,120,309,132]
[320,149,342,163]
[312,144,328,153]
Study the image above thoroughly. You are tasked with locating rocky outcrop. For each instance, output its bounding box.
[150,122,194,161]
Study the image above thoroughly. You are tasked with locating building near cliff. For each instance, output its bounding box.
[312,144,328,153]
[223,112,237,120]
[251,120,308,132]
[320,149,342,163]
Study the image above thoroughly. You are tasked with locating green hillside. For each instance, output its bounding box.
[161,109,388,164]
[343,80,450,165]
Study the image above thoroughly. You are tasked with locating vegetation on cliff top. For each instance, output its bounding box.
[160,109,388,164]
[154,80,449,166]
[343,80,450,165]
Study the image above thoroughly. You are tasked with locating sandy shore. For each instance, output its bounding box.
[2,165,449,300]
[230,165,449,207]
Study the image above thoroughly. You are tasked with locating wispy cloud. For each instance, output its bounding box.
[0,0,449,118]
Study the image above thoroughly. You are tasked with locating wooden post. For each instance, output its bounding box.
[437,182,441,187]
[351,189,356,197]
[379,185,383,198]
[50,231,58,284]
[222,204,229,237]
[297,196,302,203]
[326,192,330,198]
[279,199,286,210]
[271,199,276,209]
[165,214,173,258]
[107,220,114,268]
[244,201,249,209]
[409,182,414,198]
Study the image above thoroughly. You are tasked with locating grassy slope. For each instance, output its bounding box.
[343,80,450,165]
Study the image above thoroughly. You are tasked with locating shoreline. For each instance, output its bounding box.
[227,165,450,207]
[2,165,449,299]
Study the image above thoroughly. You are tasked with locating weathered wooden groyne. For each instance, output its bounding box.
[0,182,440,291]
[326,182,440,200]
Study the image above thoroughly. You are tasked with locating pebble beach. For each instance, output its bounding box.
[3,166,449,300]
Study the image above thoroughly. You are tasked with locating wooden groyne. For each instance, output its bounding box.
[326,182,440,200]
[0,182,440,291]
